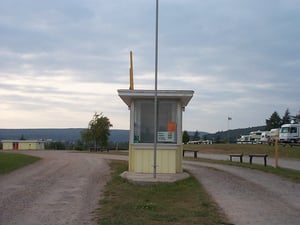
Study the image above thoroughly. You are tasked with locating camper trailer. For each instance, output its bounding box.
[237,135,251,144]
[269,128,280,145]
[279,123,300,143]
[249,131,262,144]
[260,131,270,144]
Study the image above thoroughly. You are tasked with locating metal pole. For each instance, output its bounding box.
[227,117,229,143]
[153,0,159,178]
[227,117,230,143]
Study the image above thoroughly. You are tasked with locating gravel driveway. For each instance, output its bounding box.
[184,161,300,225]
[0,151,127,225]
[1,150,299,225]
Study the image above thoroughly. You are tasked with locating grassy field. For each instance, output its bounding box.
[183,143,300,159]
[188,157,300,183]
[0,152,40,174]
[181,144,300,183]
[96,160,232,225]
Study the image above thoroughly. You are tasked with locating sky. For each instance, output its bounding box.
[0,0,300,133]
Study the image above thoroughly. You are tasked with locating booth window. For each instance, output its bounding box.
[134,99,178,143]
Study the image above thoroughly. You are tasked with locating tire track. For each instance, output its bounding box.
[184,161,300,225]
[0,151,111,225]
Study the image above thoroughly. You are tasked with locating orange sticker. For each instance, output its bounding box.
[168,121,177,131]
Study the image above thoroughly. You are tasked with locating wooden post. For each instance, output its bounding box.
[275,139,279,168]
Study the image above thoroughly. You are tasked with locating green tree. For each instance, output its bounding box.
[266,111,282,130]
[192,130,200,141]
[82,112,113,150]
[45,141,66,150]
[74,140,85,151]
[81,129,93,148]
[281,108,291,125]
[182,130,190,144]
[20,135,26,140]
[294,110,300,123]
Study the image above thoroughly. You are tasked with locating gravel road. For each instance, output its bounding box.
[1,150,299,225]
[184,161,300,225]
[0,151,127,225]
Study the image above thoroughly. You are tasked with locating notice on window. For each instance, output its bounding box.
[168,121,177,132]
[158,131,176,142]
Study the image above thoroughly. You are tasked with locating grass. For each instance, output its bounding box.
[96,160,232,225]
[182,144,300,183]
[186,157,300,183]
[183,143,300,159]
[94,144,300,182]
[0,152,40,174]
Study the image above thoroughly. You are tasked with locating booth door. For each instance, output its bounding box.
[13,142,19,150]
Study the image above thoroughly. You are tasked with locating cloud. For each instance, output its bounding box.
[0,0,300,132]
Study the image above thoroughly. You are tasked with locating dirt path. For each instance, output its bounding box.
[1,150,299,225]
[0,151,126,225]
[184,161,300,225]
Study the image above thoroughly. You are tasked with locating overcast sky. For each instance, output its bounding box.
[0,0,299,133]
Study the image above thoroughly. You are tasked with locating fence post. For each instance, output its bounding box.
[275,139,279,168]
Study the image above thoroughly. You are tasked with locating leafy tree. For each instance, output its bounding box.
[281,108,291,125]
[74,140,85,151]
[20,135,26,140]
[82,112,113,150]
[182,130,190,144]
[81,129,93,148]
[294,110,300,123]
[192,130,200,141]
[215,134,221,143]
[265,111,282,130]
[45,141,66,150]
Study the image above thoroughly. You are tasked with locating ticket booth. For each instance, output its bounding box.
[118,89,193,174]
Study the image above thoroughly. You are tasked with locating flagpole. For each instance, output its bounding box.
[153,0,159,178]
[227,116,232,143]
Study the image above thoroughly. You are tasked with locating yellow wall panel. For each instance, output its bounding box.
[1,141,44,150]
[130,146,182,174]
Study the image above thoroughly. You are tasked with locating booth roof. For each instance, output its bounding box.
[117,89,194,107]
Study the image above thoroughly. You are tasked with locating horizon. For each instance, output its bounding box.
[0,125,266,134]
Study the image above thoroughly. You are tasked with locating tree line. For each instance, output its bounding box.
[183,108,300,144]
[265,108,300,130]
[44,112,113,151]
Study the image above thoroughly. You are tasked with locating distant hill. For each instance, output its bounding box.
[187,131,208,139]
[0,126,265,144]
[204,125,266,143]
[0,129,129,143]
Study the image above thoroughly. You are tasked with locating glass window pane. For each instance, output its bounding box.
[157,100,177,143]
[134,99,178,144]
[134,100,154,143]
[291,127,297,133]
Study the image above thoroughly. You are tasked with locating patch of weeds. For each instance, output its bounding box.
[96,160,231,225]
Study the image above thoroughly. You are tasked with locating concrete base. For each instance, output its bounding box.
[120,171,190,185]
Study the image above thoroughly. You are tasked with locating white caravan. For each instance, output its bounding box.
[260,131,270,144]
[249,131,262,144]
[269,128,280,144]
[237,135,251,144]
[279,123,300,143]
